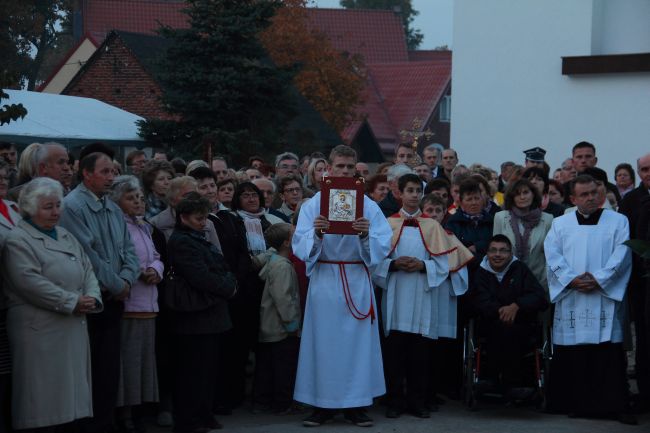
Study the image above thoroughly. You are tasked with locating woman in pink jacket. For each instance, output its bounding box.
[111,175,164,433]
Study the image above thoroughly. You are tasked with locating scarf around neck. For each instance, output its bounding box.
[508,207,542,261]
[237,209,267,255]
[459,208,487,227]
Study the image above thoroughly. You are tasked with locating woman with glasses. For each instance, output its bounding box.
[614,163,635,198]
[277,175,304,222]
[211,182,273,413]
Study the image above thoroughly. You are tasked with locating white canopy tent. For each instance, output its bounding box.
[0,90,145,148]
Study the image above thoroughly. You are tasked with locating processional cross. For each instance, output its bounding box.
[399,117,434,168]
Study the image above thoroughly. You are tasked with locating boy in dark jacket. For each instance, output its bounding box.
[472,235,548,397]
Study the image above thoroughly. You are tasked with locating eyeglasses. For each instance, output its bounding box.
[487,248,511,254]
[278,164,298,170]
[241,192,259,200]
[283,187,302,194]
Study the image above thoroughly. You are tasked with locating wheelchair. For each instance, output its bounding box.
[462,315,552,410]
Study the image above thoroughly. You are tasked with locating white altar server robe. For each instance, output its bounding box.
[374,226,468,339]
[292,193,392,408]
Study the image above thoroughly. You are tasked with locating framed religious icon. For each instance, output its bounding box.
[320,176,365,235]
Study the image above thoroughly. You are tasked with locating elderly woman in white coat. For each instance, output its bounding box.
[493,178,553,291]
[2,177,103,432]
[0,160,21,433]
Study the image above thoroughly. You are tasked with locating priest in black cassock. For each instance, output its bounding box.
[544,175,635,424]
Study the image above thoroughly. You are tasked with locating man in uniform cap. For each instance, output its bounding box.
[524,147,546,168]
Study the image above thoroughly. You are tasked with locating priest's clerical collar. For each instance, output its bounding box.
[576,207,604,225]
[399,208,422,219]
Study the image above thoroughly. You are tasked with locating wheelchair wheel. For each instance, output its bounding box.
[463,320,477,410]
[537,325,553,411]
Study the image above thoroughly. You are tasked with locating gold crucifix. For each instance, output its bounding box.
[399,117,434,168]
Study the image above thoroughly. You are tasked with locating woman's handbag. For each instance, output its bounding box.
[160,266,213,312]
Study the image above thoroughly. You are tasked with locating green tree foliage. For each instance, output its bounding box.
[138,0,297,163]
[0,0,73,90]
[0,72,27,125]
[340,0,423,50]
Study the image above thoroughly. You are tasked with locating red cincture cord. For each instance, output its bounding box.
[318,260,375,323]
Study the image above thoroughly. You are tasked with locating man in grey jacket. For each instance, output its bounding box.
[59,151,140,433]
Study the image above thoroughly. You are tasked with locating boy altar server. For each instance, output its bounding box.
[374,174,473,418]
[544,175,635,424]
[292,145,392,427]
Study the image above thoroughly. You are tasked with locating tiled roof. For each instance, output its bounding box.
[368,58,451,136]
[356,73,398,143]
[306,8,408,63]
[79,1,446,155]
[82,0,187,41]
[82,1,408,63]
[116,30,173,78]
[343,57,450,153]
[408,50,452,62]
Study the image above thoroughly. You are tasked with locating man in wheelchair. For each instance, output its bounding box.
[471,235,549,401]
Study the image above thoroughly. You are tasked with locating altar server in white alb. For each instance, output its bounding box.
[544,174,635,424]
[292,145,392,427]
[374,174,473,419]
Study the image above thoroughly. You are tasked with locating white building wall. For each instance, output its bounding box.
[592,0,650,55]
[451,0,650,177]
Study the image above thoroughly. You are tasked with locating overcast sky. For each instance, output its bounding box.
[312,0,454,49]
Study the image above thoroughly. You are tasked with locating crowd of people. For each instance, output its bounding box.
[0,138,648,433]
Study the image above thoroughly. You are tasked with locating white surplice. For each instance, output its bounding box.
[374,226,468,339]
[544,209,631,345]
[292,193,392,408]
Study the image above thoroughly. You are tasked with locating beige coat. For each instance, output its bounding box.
[0,200,21,246]
[493,210,553,290]
[0,200,21,310]
[255,249,301,343]
[3,220,103,429]
[0,200,21,375]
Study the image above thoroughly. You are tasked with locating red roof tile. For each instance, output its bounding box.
[357,73,398,143]
[82,0,187,41]
[345,58,450,153]
[368,59,451,134]
[81,1,408,63]
[408,50,452,62]
[80,1,444,155]
[306,8,408,63]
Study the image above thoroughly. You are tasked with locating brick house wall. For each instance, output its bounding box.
[63,35,173,120]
